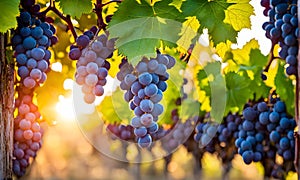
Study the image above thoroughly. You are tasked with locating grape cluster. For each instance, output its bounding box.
[13,95,44,177]
[262,0,298,75]
[11,0,57,177]
[235,100,296,178]
[194,114,239,159]
[106,124,134,141]
[12,9,57,89]
[116,53,176,148]
[70,30,114,104]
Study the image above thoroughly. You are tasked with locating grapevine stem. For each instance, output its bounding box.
[95,0,107,30]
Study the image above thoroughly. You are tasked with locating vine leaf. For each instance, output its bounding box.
[224,0,254,31]
[59,0,93,18]
[181,0,238,45]
[275,63,295,116]
[225,72,252,113]
[244,49,270,100]
[108,0,182,66]
[0,0,19,33]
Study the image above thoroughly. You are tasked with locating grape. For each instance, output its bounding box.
[130,117,142,128]
[139,99,154,113]
[270,131,280,143]
[84,94,96,104]
[20,27,31,37]
[93,85,104,96]
[30,68,42,80]
[76,35,90,48]
[85,74,98,86]
[157,81,167,92]
[86,62,98,74]
[144,84,158,97]
[140,113,153,126]
[69,48,81,60]
[37,35,49,46]
[148,122,159,133]
[269,111,280,123]
[134,127,147,137]
[37,60,48,72]
[138,134,152,148]
[97,68,108,79]
[242,107,256,121]
[257,102,268,112]
[18,66,30,79]
[16,54,28,65]
[31,27,43,39]
[23,77,36,89]
[131,82,142,95]
[242,151,254,164]
[23,36,36,49]
[138,72,152,85]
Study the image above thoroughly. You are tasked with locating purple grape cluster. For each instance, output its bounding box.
[116,53,176,148]
[235,99,296,178]
[262,0,298,75]
[11,0,57,177]
[12,5,57,89]
[69,30,115,104]
[194,114,239,160]
[13,95,44,177]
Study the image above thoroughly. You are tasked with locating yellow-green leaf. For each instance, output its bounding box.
[0,0,19,33]
[224,1,254,31]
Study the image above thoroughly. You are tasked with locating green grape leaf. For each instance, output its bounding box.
[97,88,133,124]
[275,63,295,116]
[59,0,93,18]
[224,0,254,31]
[0,0,19,33]
[181,0,237,44]
[225,72,252,113]
[108,0,182,65]
[245,49,271,100]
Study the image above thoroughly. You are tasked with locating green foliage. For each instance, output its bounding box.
[0,0,19,33]
[59,0,93,18]
[275,63,295,115]
[181,0,236,44]
[108,0,182,65]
